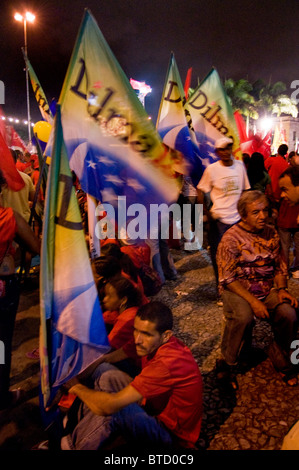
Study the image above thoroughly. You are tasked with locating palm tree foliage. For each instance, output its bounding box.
[223,78,298,119]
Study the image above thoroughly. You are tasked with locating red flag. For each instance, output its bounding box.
[234,111,248,143]
[259,131,272,159]
[6,125,27,152]
[0,131,25,191]
[0,107,8,144]
[184,67,192,99]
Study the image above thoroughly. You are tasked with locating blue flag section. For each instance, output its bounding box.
[56,9,180,233]
[157,52,204,186]
[40,106,109,409]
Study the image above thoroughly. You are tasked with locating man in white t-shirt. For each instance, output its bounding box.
[197,137,250,302]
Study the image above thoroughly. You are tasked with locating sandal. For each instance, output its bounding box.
[215,359,238,390]
[280,370,298,387]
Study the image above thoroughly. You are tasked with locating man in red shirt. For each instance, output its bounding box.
[264,144,289,203]
[60,302,203,451]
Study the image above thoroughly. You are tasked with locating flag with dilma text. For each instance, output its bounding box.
[156,52,204,186]
[53,9,181,236]
[39,105,109,409]
[186,68,242,169]
[23,51,53,124]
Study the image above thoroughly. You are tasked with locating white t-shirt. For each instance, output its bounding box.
[197,159,250,224]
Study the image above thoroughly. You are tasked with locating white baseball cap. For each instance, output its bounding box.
[214,136,233,149]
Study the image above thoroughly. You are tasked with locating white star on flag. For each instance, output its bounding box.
[208,151,218,160]
[201,158,211,167]
[104,174,123,185]
[97,155,115,166]
[87,159,97,169]
[101,187,119,205]
[126,178,145,192]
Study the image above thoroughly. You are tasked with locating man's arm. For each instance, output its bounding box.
[69,383,142,416]
[77,347,129,380]
[13,210,40,255]
[274,273,298,308]
[226,280,270,319]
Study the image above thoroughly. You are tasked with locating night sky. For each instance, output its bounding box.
[1,0,299,127]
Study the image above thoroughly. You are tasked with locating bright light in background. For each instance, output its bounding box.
[14,13,23,22]
[14,12,35,23]
[25,12,35,23]
[259,117,273,132]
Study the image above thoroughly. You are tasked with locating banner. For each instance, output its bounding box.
[54,9,180,239]
[0,129,25,191]
[156,52,203,185]
[186,68,242,168]
[6,125,27,153]
[23,51,53,124]
[234,110,248,144]
[40,106,109,408]
[184,67,193,100]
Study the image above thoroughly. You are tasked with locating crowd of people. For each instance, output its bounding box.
[1,138,299,451]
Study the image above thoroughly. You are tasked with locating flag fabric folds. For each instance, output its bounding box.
[40,105,109,408]
[186,68,242,169]
[55,9,180,235]
[6,125,27,153]
[23,51,53,124]
[0,129,24,191]
[234,110,249,145]
[234,111,272,159]
[184,67,193,100]
[156,53,203,186]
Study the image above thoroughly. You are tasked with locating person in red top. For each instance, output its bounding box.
[102,276,142,351]
[0,181,40,409]
[60,302,203,450]
[264,144,289,203]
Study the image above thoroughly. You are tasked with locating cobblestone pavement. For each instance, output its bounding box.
[1,247,299,450]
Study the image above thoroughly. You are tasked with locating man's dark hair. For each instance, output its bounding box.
[136,301,173,334]
[278,144,288,157]
[279,165,299,187]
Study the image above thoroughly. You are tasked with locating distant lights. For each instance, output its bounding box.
[1,115,35,126]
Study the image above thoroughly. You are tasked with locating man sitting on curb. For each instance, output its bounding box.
[216,190,299,389]
[60,301,203,450]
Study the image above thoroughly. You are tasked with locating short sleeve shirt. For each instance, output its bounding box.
[197,159,251,224]
[217,223,288,299]
[128,336,203,447]
[108,306,138,350]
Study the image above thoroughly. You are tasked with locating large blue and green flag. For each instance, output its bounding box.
[40,105,109,409]
[156,53,203,185]
[23,51,53,124]
[55,9,180,227]
[186,68,242,168]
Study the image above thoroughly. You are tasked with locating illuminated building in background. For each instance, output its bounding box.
[130,78,152,107]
